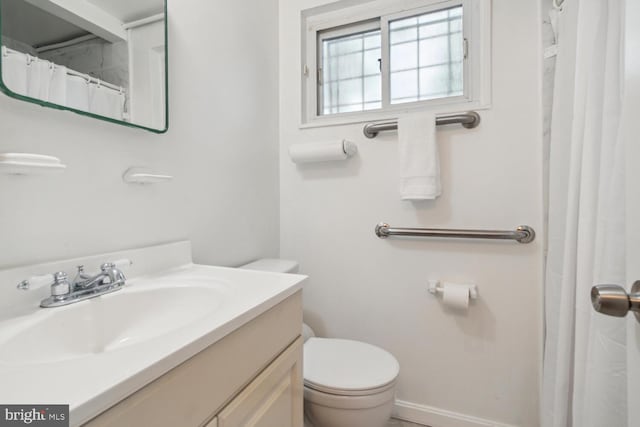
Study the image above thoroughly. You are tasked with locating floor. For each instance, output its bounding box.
[386,419,427,427]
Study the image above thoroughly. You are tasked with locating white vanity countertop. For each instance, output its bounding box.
[0,242,306,426]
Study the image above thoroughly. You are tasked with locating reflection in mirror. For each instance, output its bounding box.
[0,0,167,132]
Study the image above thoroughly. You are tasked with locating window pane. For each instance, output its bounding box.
[364,75,382,103]
[390,70,419,102]
[338,52,364,79]
[320,28,382,115]
[390,5,464,105]
[338,79,363,109]
[419,36,450,67]
[390,41,418,72]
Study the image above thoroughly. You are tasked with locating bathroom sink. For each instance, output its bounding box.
[0,284,225,365]
[0,241,306,426]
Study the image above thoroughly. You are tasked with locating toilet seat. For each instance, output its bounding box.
[304,338,400,397]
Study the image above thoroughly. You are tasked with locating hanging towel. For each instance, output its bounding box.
[48,65,67,106]
[398,112,441,200]
[89,84,125,120]
[1,47,28,96]
[66,75,90,112]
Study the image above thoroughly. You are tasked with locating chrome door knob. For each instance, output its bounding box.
[591,281,640,320]
[591,285,632,317]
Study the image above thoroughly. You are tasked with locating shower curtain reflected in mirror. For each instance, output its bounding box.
[1,47,125,120]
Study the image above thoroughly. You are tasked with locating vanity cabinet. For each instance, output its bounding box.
[84,291,303,427]
[218,337,302,427]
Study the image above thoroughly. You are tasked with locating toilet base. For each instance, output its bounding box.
[303,385,395,427]
[305,399,393,427]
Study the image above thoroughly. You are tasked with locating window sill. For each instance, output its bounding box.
[299,99,490,130]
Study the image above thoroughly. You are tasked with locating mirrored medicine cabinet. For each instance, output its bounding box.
[0,0,168,133]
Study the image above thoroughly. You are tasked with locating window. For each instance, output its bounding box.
[319,22,382,115]
[303,0,490,125]
[389,6,463,104]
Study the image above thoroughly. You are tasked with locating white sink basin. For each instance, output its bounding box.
[0,284,225,365]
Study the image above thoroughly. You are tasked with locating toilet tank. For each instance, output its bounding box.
[239,258,314,341]
[239,259,299,274]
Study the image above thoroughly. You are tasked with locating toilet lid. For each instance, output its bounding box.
[304,338,399,395]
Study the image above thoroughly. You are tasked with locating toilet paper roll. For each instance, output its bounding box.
[442,283,471,310]
[289,140,357,164]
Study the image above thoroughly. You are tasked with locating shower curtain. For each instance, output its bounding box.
[542,1,627,426]
[1,47,125,120]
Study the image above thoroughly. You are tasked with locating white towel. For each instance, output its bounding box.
[1,47,28,96]
[398,112,441,200]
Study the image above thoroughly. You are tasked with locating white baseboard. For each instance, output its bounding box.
[393,400,517,427]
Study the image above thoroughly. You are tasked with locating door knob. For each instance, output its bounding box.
[591,281,640,322]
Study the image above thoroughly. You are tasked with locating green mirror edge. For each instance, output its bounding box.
[0,0,169,134]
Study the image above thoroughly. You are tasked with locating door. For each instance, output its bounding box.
[218,337,303,427]
[624,0,640,422]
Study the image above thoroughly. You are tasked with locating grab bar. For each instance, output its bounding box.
[363,112,481,139]
[375,223,536,244]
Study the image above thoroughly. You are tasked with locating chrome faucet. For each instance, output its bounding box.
[72,263,126,290]
[17,260,131,308]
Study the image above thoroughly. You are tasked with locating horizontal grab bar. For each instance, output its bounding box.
[363,112,481,139]
[375,223,536,244]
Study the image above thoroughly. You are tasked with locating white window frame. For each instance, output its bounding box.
[301,0,491,128]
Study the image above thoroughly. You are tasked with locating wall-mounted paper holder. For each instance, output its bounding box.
[428,280,478,299]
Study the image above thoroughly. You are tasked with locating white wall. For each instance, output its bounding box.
[0,0,280,269]
[279,1,544,426]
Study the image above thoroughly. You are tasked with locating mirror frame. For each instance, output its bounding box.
[0,0,168,134]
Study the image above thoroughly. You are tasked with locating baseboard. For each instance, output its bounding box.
[393,400,517,427]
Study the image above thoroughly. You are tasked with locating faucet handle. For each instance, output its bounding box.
[17,273,55,290]
[51,272,71,297]
[113,259,133,270]
[100,259,132,272]
[17,271,70,297]
[100,262,116,272]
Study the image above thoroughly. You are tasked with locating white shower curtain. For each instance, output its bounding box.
[542,0,627,426]
[89,84,125,120]
[1,48,28,96]
[1,48,68,105]
[1,47,123,120]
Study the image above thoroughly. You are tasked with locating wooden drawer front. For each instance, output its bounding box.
[84,291,302,427]
[218,337,303,427]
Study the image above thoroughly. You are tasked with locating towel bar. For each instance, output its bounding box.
[375,223,536,244]
[363,112,481,139]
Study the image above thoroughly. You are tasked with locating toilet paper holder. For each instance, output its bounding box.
[428,280,478,299]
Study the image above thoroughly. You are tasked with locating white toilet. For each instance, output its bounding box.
[240,259,400,427]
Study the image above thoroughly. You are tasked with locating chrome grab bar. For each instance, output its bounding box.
[363,111,481,139]
[375,223,536,244]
